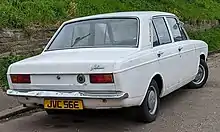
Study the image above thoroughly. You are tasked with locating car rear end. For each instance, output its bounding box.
[6,16,140,111]
[7,59,131,110]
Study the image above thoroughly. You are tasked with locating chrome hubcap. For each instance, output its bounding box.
[147,86,157,115]
[193,64,205,85]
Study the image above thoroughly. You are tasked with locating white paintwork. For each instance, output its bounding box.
[6,11,208,109]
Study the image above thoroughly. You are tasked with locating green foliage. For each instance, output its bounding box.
[188,28,220,51]
[0,0,74,28]
[1,0,220,28]
[74,0,220,21]
[0,55,26,90]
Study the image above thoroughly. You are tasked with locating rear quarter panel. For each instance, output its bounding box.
[193,40,208,66]
[113,49,160,105]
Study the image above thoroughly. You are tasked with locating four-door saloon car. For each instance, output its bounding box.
[6,11,209,123]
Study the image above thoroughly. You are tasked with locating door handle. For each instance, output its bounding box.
[178,46,183,52]
[157,51,164,57]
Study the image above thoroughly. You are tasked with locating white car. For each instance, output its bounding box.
[6,11,209,123]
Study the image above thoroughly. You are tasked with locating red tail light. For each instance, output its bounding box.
[10,74,31,83]
[90,74,114,83]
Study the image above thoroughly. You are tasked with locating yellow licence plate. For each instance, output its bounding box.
[44,99,83,110]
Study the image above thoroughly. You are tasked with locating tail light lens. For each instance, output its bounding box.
[90,74,114,83]
[10,74,31,83]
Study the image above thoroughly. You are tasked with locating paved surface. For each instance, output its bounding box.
[1,54,220,132]
[0,89,19,112]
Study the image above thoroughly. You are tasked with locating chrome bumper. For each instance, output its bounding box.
[7,89,129,100]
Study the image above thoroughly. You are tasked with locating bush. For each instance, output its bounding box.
[0,55,26,90]
[188,27,220,51]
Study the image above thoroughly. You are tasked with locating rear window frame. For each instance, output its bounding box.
[45,17,141,52]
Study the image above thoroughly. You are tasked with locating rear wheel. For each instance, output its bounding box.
[136,79,160,123]
[188,59,208,89]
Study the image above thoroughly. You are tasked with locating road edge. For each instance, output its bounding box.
[0,105,35,120]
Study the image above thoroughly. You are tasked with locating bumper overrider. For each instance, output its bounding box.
[6,89,129,109]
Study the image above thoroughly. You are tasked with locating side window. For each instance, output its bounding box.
[166,17,187,42]
[179,26,188,40]
[153,18,171,45]
[152,25,159,47]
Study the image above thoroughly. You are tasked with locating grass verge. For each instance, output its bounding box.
[0,0,75,28]
[1,0,220,28]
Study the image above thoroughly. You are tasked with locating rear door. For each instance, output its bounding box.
[152,16,181,92]
[165,17,197,83]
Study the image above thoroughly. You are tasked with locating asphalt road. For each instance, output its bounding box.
[0,89,19,112]
[1,53,220,132]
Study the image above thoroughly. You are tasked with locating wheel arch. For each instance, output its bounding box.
[200,53,206,61]
[140,73,164,105]
[196,53,207,69]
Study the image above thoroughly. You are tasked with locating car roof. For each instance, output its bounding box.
[64,11,176,24]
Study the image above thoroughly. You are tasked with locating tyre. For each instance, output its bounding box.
[188,59,209,89]
[136,79,160,123]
